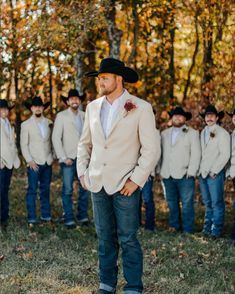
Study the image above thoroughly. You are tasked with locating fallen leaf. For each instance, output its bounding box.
[0,255,4,261]
[151,249,157,257]
[179,251,188,258]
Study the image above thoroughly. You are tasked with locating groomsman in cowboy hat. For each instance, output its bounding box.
[226,109,235,245]
[0,99,20,228]
[199,105,230,238]
[77,57,159,294]
[20,96,53,226]
[52,89,89,229]
[160,106,201,234]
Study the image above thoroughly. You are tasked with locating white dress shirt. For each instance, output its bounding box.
[204,125,216,145]
[171,126,184,145]
[69,108,83,134]
[36,117,47,139]
[100,90,126,138]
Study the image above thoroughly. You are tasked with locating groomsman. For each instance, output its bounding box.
[199,105,230,238]
[160,106,201,233]
[0,100,20,227]
[52,89,89,228]
[226,109,235,245]
[20,96,53,225]
[77,58,159,294]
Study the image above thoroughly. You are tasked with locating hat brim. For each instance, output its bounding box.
[60,94,86,105]
[200,111,224,120]
[168,111,192,121]
[24,101,50,110]
[226,111,235,117]
[85,66,139,83]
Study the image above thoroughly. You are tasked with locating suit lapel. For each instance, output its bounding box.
[96,96,106,141]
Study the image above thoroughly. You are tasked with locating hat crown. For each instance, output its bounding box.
[0,99,9,109]
[32,96,44,106]
[205,105,218,115]
[68,89,79,98]
[100,58,125,70]
[172,106,185,115]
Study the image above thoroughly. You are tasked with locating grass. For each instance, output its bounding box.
[0,166,235,294]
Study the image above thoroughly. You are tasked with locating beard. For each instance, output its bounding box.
[172,121,185,128]
[35,113,42,118]
[70,104,79,110]
[99,82,117,96]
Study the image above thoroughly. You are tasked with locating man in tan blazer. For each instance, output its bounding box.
[77,58,159,294]
[0,100,20,227]
[52,89,89,228]
[199,105,230,238]
[225,109,235,244]
[160,106,201,233]
[20,96,53,226]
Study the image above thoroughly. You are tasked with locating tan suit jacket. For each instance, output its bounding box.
[20,116,53,165]
[199,124,230,178]
[227,130,235,178]
[76,90,160,194]
[52,109,85,161]
[160,126,201,179]
[0,119,20,169]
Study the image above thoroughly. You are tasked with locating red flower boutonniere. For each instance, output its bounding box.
[182,127,188,133]
[124,100,137,117]
[210,132,215,138]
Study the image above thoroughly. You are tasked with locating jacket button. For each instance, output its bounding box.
[104,146,107,149]
[104,163,106,166]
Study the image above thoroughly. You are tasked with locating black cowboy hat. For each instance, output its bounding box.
[0,99,15,110]
[61,89,86,105]
[24,96,50,110]
[200,105,224,120]
[168,106,192,121]
[226,109,235,117]
[85,57,139,83]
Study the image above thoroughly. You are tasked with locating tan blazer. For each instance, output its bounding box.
[227,130,235,178]
[76,90,160,194]
[199,124,230,178]
[0,119,20,169]
[160,126,201,179]
[52,109,85,161]
[20,116,53,165]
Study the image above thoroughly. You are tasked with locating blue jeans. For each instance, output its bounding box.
[141,176,155,231]
[92,188,143,294]
[163,177,195,233]
[61,159,89,224]
[199,170,225,237]
[0,167,13,223]
[26,164,52,223]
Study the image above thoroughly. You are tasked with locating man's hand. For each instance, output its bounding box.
[64,159,73,166]
[28,161,39,171]
[209,172,217,179]
[80,175,87,190]
[120,179,139,197]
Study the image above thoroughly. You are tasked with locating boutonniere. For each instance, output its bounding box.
[124,100,137,117]
[210,131,216,138]
[182,127,188,133]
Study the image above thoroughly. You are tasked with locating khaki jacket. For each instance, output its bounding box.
[160,126,201,179]
[52,109,85,161]
[199,124,230,178]
[76,90,160,194]
[227,130,235,178]
[0,119,20,169]
[20,116,53,165]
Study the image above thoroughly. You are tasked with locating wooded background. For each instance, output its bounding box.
[1,0,235,132]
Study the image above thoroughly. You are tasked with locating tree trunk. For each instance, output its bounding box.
[106,0,123,59]
[183,11,199,101]
[74,51,85,96]
[127,0,139,66]
[47,49,53,113]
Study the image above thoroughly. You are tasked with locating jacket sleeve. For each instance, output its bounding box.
[76,106,92,177]
[130,103,160,187]
[52,114,66,160]
[20,123,33,163]
[210,130,230,174]
[187,130,201,177]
